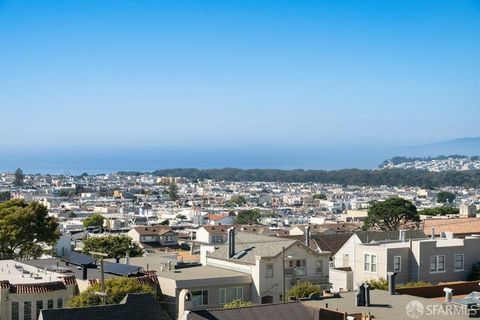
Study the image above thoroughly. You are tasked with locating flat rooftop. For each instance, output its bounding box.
[21,258,115,281]
[0,260,68,284]
[157,266,251,282]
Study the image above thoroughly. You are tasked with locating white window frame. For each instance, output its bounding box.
[393,256,401,272]
[190,290,209,306]
[430,255,446,273]
[219,287,243,305]
[363,253,377,274]
[316,260,323,274]
[265,263,274,278]
[454,254,464,271]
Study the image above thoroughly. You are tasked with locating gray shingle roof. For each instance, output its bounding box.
[207,233,301,265]
[39,293,170,320]
[189,301,317,320]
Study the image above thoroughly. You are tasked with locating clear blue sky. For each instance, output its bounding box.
[0,0,479,148]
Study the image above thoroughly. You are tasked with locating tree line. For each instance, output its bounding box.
[144,168,480,188]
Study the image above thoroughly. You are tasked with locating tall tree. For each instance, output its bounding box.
[364,197,419,231]
[82,235,142,259]
[83,213,105,228]
[0,199,59,259]
[168,181,179,201]
[234,209,261,225]
[228,195,247,206]
[13,168,25,187]
[436,191,456,204]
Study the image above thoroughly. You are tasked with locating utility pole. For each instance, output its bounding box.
[282,246,285,302]
[90,251,108,305]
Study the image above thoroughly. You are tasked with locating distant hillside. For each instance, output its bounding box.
[400,137,480,157]
[380,155,480,167]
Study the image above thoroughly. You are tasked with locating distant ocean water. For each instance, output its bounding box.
[0,146,399,174]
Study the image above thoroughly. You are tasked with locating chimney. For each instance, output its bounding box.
[305,226,311,247]
[125,252,130,265]
[82,266,87,280]
[115,257,120,263]
[228,227,236,258]
[431,227,435,240]
[399,230,406,242]
[444,287,453,303]
[387,272,397,295]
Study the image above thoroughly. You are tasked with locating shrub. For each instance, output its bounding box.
[366,278,388,290]
[287,281,321,299]
[223,299,256,309]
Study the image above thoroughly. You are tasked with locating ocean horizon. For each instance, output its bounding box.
[0,145,398,175]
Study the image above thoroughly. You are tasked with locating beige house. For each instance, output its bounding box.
[157,266,252,319]
[128,226,178,250]
[202,230,330,305]
[0,260,78,320]
[353,235,480,285]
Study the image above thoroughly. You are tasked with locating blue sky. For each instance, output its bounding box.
[0,0,479,148]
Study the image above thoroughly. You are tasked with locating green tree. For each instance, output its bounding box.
[223,299,256,309]
[67,277,154,307]
[0,199,59,259]
[168,181,179,201]
[418,207,459,216]
[83,213,105,228]
[286,281,321,299]
[364,197,419,231]
[0,191,11,202]
[436,191,456,204]
[13,168,25,187]
[82,235,142,259]
[228,195,247,206]
[234,209,261,225]
[312,193,327,200]
[176,214,187,221]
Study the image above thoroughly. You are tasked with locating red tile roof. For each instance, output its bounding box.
[6,281,67,294]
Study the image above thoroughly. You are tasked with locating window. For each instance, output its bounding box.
[47,300,54,309]
[287,259,306,276]
[363,253,377,273]
[219,287,243,304]
[364,254,370,272]
[212,235,223,243]
[430,255,446,272]
[57,298,63,309]
[455,254,464,271]
[190,290,208,306]
[394,256,401,272]
[316,260,323,274]
[11,301,19,320]
[266,263,274,278]
[24,301,32,320]
[371,255,377,273]
[36,301,43,319]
